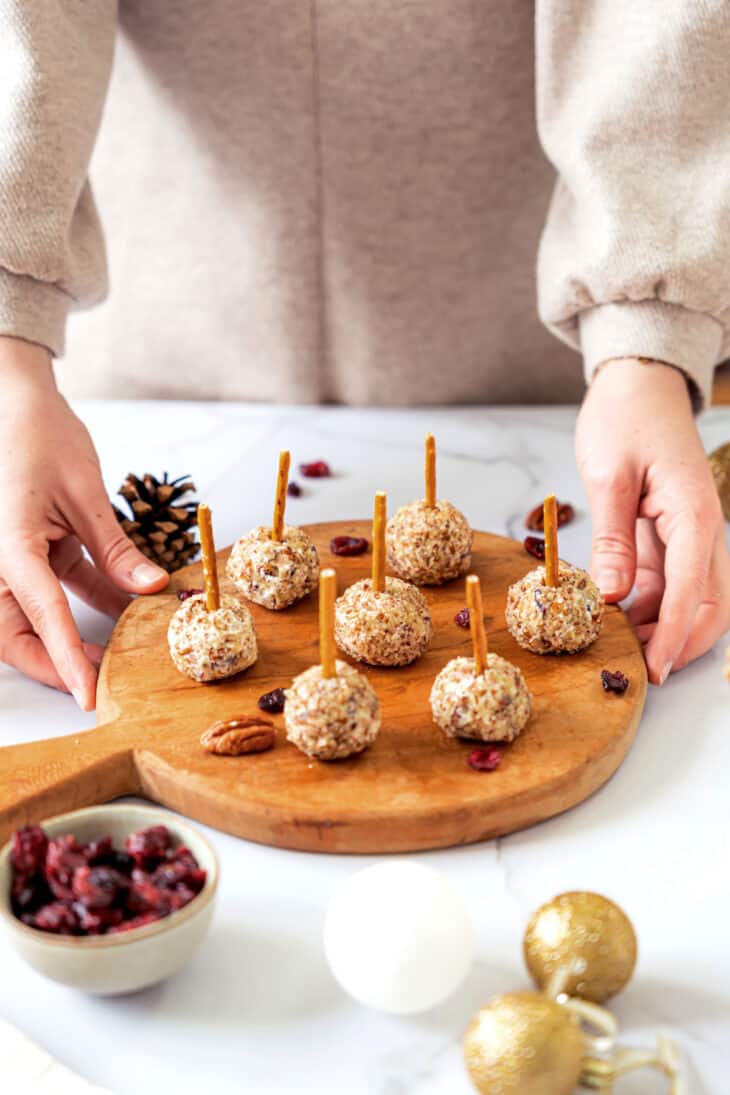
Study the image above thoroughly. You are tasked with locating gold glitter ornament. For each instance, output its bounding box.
[709,442,730,521]
[524,891,637,1003]
[463,991,584,1094]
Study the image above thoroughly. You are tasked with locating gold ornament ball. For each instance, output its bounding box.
[463,991,584,1095]
[523,891,637,1003]
[709,442,730,521]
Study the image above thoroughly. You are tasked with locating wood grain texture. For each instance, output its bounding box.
[0,524,647,853]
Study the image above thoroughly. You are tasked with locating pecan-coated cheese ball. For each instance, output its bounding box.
[334,576,433,667]
[226,524,319,610]
[386,499,472,586]
[168,594,258,681]
[284,661,381,760]
[506,561,604,655]
[430,654,531,742]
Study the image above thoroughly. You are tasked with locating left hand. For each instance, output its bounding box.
[575,357,730,684]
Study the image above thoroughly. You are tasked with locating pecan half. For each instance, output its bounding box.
[525,500,575,531]
[200,716,275,756]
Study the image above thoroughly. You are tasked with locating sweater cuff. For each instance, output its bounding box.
[579,300,722,411]
[0,269,70,358]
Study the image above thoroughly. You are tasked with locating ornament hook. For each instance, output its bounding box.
[581,1034,684,1092]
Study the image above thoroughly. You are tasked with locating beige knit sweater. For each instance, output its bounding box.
[1,1,728,406]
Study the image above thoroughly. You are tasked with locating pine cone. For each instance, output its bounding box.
[113,473,200,573]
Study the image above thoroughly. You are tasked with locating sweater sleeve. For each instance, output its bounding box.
[535,1,730,409]
[0,1,115,357]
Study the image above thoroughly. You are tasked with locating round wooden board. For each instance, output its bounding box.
[0,524,646,853]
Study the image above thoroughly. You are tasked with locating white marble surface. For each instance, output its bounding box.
[1,401,729,1094]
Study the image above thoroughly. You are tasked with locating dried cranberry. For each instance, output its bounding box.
[330,535,368,557]
[601,669,629,694]
[72,866,128,909]
[151,862,187,890]
[73,905,124,934]
[45,835,88,900]
[177,587,204,602]
[11,872,51,916]
[167,845,198,867]
[287,481,302,497]
[299,460,331,478]
[88,848,135,875]
[12,825,202,935]
[258,687,286,714]
[108,912,163,934]
[165,846,206,892]
[152,857,206,895]
[85,836,113,864]
[127,876,175,916]
[187,872,206,895]
[170,885,197,909]
[467,747,502,772]
[128,846,204,909]
[31,902,80,935]
[10,826,48,875]
[454,608,470,628]
[125,825,173,869]
[524,536,546,560]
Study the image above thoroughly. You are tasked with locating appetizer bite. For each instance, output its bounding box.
[431,574,531,742]
[386,434,472,585]
[227,450,319,610]
[335,492,432,666]
[168,503,257,681]
[506,494,603,654]
[285,569,381,760]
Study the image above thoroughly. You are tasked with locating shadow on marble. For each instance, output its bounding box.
[91,916,341,1030]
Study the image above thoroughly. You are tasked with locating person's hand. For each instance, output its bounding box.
[0,337,168,709]
[576,357,730,684]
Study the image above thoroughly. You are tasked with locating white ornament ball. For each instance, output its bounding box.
[323,861,475,1014]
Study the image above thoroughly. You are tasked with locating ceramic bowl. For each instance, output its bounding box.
[0,803,218,995]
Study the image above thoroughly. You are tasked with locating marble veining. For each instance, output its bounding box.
[1,402,728,1094]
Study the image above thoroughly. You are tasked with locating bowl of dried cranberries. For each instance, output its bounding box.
[0,803,218,995]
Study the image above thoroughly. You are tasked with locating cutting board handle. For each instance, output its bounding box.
[0,723,139,846]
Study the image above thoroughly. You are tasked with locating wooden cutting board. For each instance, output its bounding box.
[0,523,647,853]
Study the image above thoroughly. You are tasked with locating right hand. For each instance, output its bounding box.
[0,337,169,710]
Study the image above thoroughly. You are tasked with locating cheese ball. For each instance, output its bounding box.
[285,660,381,760]
[226,524,319,610]
[334,576,433,667]
[430,654,531,742]
[168,593,258,681]
[506,561,604,655]
[386,499,472,586]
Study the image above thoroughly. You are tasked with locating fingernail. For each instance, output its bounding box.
[131,562,166,586]
[594,568,623,596]
[71,686,88,710]
[660,661,672,685]
[67,649,96,710]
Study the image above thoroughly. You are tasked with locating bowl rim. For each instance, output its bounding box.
[0,803,219,949]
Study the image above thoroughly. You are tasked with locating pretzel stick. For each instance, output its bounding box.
[320,569,337,679]
[425,433,437,508]
[272,450,291,541]
[543,493,560,586]
[372,491,387,593]
[197,503,220,612]
[466,574,488,674]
